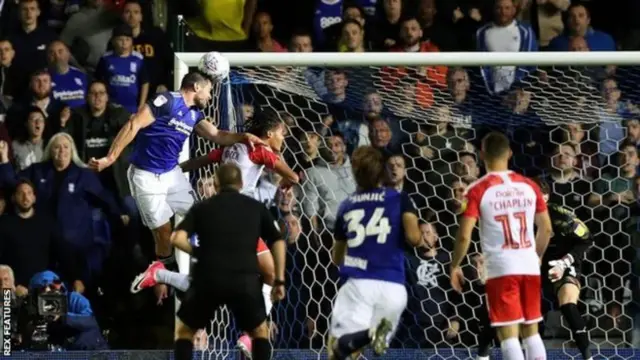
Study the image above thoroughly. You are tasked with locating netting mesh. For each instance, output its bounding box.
[182,60,640,359]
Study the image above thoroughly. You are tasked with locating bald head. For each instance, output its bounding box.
[215,163,243,191]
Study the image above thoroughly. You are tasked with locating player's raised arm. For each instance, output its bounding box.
[180,148,223,173]
[194,121,266,149]
[89,104,156,171]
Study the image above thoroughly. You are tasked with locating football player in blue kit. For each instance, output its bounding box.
[88,54,264,301]
[329,146,423,360]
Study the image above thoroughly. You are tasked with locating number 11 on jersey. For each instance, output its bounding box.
[494,211,532,249]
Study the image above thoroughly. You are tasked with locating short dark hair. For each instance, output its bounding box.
[14,178,36,195]
[532,176,550,195]
[181,71,211,91]
[400,16,420,26]
[351,146,385,190]
[215,163,243,189]
[245,109,283,138]
[481,132,510,161]
[30,69,49,79]
[341,19,362,32]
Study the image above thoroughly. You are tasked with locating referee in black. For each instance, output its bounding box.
[171,163,287,360]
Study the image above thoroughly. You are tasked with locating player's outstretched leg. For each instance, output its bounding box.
[558,284,592,360]
[331,318,392,360]
[130,261,191,293]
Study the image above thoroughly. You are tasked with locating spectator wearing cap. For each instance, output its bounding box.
[95,24,149,114]
[476,0,537,95]
[117,0,174,95]
[548,3,615,51]
[11,107,46,170]
[48,40,88,109]
[7,0,58,74]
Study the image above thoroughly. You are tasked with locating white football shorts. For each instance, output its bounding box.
[329,278,407,340]
[127,165,195,229]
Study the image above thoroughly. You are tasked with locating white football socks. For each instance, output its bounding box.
[500,337,525,360]
[156,269,191,292]
[523,334,546,360]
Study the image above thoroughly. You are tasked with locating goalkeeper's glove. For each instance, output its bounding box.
[547,256,573,283]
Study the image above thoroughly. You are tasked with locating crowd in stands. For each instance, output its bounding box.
[1,0,640,354]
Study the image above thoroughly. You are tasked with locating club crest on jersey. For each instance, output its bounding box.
[130,62,137,73]
[75,77,83,86]
[153,95,168,107]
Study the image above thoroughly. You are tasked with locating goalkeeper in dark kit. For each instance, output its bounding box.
[475,176,594,360]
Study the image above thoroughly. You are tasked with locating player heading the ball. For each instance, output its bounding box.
[450,132,553,360]
[328,146,423,360]
[89,52,266,300]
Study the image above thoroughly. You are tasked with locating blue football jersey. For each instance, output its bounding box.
[313,0,343,45]
[96,50,148,114]
[129,92,205,174]
[334,187,418,284]
[50,66,87,108]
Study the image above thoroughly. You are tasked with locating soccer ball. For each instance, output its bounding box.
[198,52,230,82]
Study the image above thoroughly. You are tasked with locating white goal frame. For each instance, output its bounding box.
[173,50,640,282]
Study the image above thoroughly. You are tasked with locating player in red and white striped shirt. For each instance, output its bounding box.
[449,132,553,360]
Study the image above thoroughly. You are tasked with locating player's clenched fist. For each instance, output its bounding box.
[449,266,465,293]
[271,283,285,302]
[548,259,569,283]
[0,140,8,163]
[88,156,114,172]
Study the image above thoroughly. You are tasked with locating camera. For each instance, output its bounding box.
[17,282,68,350]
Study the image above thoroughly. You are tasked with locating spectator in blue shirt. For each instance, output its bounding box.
[48,40,88,109]
[95,24,149,114]
[547,3,616,51]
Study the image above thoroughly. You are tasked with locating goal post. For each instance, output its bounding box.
[173,51,640,359]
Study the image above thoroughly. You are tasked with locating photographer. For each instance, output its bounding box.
[18,270,107,351]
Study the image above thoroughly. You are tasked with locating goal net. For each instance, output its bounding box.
[175,52,640,360]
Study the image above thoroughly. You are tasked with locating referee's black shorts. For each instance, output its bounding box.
[177,275,266,332]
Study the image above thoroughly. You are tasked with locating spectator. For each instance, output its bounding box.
[0,133,125,289]
[369,117,400,155]
[120,0,173,95]
[289,30,314,52]
[625,118,640,147]
[0,264,15,292]
[252,11,286,52]
[0,39,24,103]
[301,133,355,233]
[597,78,634,168]
[42,0,80,31]
[337,20,366,52]
[279,213,302,245]
[312,0,345,47]
[0,179,75,294]
[527,0,570,48]
[95,24,149,114]
[381,17,447,109]
[63,80,132,204]
[376,0,403,50]
[7,0,58,74]
[323,68,349,105]
[60,0,120,72]
[548,3,616,51]
[6,70,70,141]
[417,0,459,51]
[184,0,257,52]
[323,3,374,51]
[48,40,88,109]
[399,220,461,347]
[445,67,474,128]
[476,0,538,95]
[11,107,46,170]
